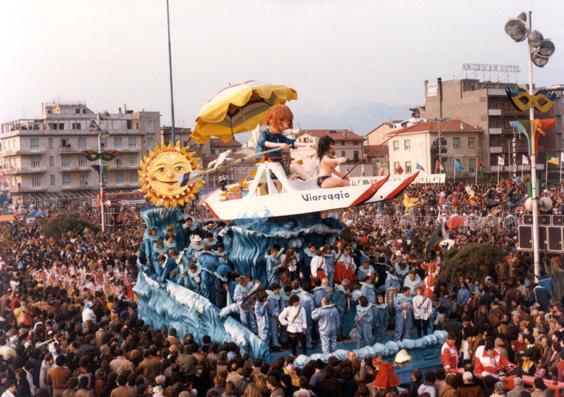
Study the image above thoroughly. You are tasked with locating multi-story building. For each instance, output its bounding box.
[387,119,482,179]
[296,129,367,176]
[419,78,559,174]
[0,101,160,205]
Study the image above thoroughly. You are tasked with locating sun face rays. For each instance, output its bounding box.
[139,143,204,207]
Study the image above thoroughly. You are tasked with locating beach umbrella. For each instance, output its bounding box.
[192,81,298,143]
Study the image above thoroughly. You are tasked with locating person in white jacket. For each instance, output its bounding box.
[412,286,432,337]
[278,295,307,356]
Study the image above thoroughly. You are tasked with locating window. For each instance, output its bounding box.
[80,175,88,185]
[61,138,70,147]
[72,122,81,130]
[62,174,70,186]
[146,137,154,148]
[102,174,108,184]
[405,161,412,173]
[341,151,346,157]
[82,108,86,114]
[61,157,70,168]
[32,176,41,187]
[128,154,137,164]
[48,138,53,149]
[78,137,87,149]
[353,141,359,146]
[146,119,154,131]
[130,171,137,183]
[128,137,136,147]
[469,158,476,173]
[404,139,411,150]
[116,172,124,184]
[353,151,359,161]
[31,157,41,168]
[75,109,81,114]
[49,156,54,167]
[453,137,461,149]
[79,157,87,167]
[59,123,64,130]
[30,137,40,149]
[468,137,475,148]
[393,141,399,151]
[114,137,122,148]
[115,158,122,166]
[393,162,400,174]
[50,175,55,186]
[126,120,133,129]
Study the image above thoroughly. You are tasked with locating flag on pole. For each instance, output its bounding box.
[435,159,444,173]
[560,152,564,164]
[395,164,404,175]
[415,162,424,171]
[476,158,485,168]
[547,154,559,166]
[454,159,464,171]
[497,156,505,166]
[522,154,529,165]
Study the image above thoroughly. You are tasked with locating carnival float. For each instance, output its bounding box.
[133,81,446,379]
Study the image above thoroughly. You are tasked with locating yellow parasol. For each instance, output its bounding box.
[192,81,298,144]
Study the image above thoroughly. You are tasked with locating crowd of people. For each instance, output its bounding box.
[0,179,562,397]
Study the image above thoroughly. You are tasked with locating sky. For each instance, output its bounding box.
[1,0,563,129]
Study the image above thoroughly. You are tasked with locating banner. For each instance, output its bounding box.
[350,173,446,185]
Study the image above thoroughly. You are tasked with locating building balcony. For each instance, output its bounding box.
[489,146,503,154]
[1,148,46,156]
[60,166,91,172]
[111,163,140,170]
[14,185,44,193]
[59,146,87,154]
[61,182,91,190]
[2,167,47,174]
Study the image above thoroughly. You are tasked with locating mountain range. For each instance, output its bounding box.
[296,101,411,135]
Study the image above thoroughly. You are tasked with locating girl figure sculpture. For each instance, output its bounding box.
[256,104,310,180]
[316,136,349,188]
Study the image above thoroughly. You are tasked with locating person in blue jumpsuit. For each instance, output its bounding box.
[265,246,284,286]
[254,290,270,344]
[266,283,283,351]
[312,277,332,307]
[359,275,377,304]
[332,279,356,340]
[355,296,374,348]
[311,296,340,354]
[373,294,389,342]
[233,275,257,334]
[394,287,413,341]
[152,240,167,271]
[155,250,177,283]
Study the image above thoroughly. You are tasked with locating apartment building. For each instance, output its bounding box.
[0,101,160,205]
[387,119,482,178]
[419,78,559,173]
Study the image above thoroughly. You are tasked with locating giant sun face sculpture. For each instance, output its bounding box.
[139,144,204,207]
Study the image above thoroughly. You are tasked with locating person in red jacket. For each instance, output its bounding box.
[441,333,459,373]
[372,355,400,391]
[473,338,514,378]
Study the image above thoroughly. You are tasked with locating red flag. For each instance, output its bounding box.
[434,159,444,173]
[396,164,404,174]
[476,158,484,168]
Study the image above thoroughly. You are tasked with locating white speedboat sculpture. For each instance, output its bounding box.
[200,162,418,220]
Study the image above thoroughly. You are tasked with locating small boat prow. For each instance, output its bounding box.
[201,162,418,220]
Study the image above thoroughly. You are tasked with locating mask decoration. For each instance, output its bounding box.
[505,87,556,113]
[139,144,204,207]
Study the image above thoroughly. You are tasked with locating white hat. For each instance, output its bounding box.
[191,234,202,242]
[463,372,473,382]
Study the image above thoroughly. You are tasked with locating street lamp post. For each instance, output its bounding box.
[96,122,106,233]
[505,11,556,282]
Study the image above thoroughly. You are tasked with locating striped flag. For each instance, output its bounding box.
[435,159,444,173]
[476,158,485,168]
[395,164,404,175]
[497,156,505,166]
[454,159,464,171]
[415,162,424,171]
